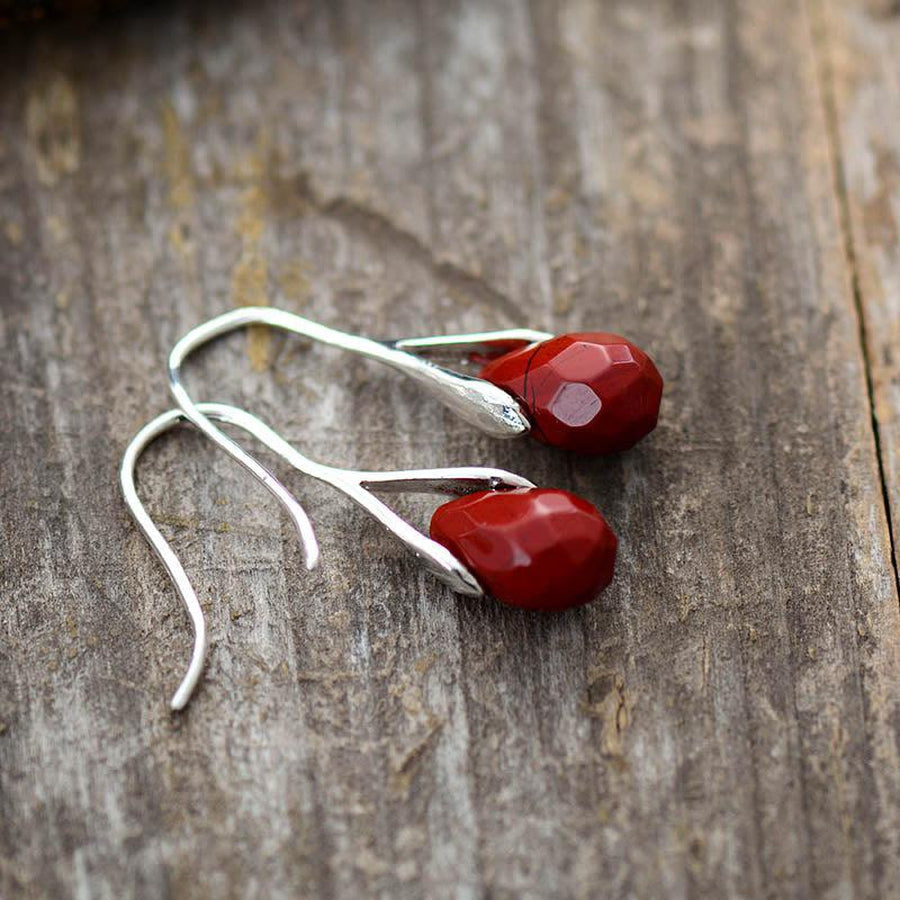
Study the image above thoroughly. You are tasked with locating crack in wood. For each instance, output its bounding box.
[810,0,900,606]
[277,168,528,325]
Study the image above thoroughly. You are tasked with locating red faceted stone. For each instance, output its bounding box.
[479,333,663,454]
[430,488,617,611]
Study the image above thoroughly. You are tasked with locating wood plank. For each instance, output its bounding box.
[818,0,900,579]
[0,0,898,896]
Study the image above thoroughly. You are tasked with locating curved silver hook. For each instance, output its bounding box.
[122,401,535,710]
[121,403,321,710]
[167,308,549,530]
[121,411,208,710]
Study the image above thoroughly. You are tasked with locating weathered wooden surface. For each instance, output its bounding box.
[820,0,900,566]
[1,1,899,897]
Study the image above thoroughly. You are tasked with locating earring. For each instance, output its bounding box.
[168,307,662,481]
[164,308,662,548]
[121,403,617,709]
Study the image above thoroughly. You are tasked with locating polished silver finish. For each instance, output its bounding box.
[121,402,534,710]
[168,309,543,555]
[392,328,552,358]
[125,309,552,709]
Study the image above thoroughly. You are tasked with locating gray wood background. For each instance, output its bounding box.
[2,1,899,897]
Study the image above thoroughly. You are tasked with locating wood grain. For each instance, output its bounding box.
[1,1,898,897]
[819,0,900,582]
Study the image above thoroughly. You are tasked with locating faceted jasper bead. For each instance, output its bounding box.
[480,333,663,454]
[430,488,617,611]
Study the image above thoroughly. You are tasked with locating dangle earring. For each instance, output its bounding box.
[121,403,617,710]
[122,308,660,709]
[168,307,663,461]
[165,308,662,543]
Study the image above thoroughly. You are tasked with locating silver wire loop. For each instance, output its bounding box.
[391,329,553,358]
[121,402,535,710]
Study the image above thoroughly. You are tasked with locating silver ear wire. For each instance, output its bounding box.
[120,403,320,710]
[391,328,553,358]
[121,411,209,711]
[122,401,534,710]
[167,309,547,515]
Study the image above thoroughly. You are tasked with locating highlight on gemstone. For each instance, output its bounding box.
[479,333,663,454]
[430,488,617,611]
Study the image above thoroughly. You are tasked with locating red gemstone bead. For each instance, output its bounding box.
[479,333,663,454]
[430,488,617,611]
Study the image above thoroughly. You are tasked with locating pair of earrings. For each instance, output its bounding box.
[122,307,663,709]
